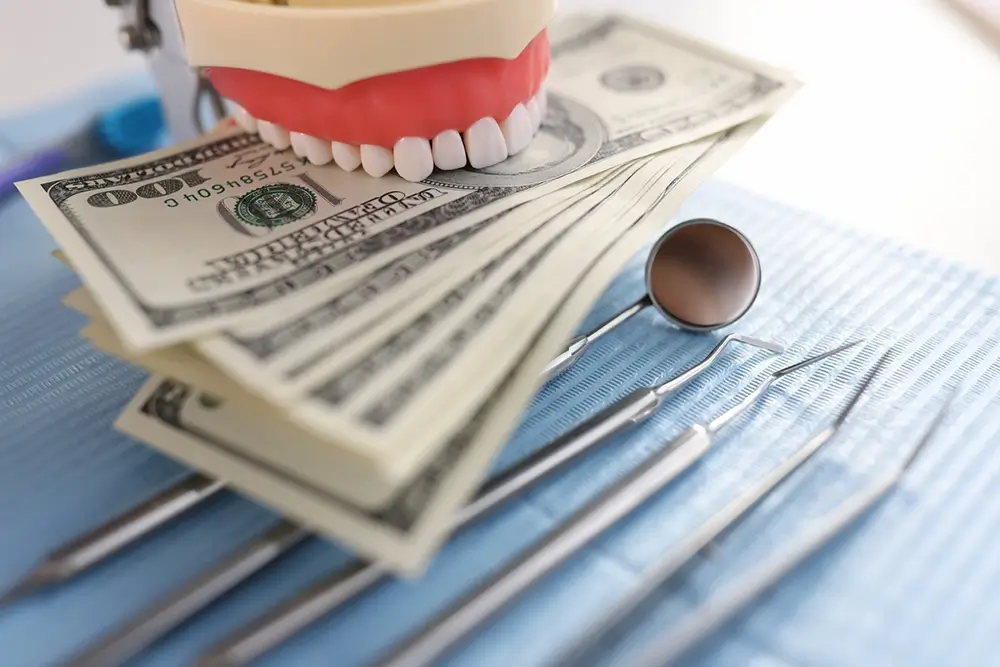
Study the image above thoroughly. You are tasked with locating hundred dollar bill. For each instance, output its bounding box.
[61,172,613,394]
[63,286,251,404]
[63,166,622,399]
[113,310,542,574]
[18,11,799,350]
[282,157,672,406]
[196,168,627,397]
[70,291,409,508]
[201,162,648,402]
[72,282,461,508]
[284,152,693,484]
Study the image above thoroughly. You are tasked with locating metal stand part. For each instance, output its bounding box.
[105,0,227,143]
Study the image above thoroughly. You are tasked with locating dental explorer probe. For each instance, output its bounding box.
[554,349,892,667]
[0,301,698,612]
[622,383,957,667]
[374,340,861,667]
[0,473,225,608]
[64,334,782,667]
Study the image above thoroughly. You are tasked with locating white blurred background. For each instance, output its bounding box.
[2,0,999,272]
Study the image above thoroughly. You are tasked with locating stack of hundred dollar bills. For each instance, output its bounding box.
[16,12,800,573]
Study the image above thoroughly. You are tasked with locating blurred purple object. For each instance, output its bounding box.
[0,95,165,202]
[0,149,68,199]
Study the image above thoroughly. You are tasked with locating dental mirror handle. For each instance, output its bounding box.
[543,337,590,378]
[543,296,652,378]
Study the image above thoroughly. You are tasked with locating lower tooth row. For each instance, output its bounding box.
[232,91,546,182]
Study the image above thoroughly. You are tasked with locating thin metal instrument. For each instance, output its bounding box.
[1,303,678,612]
[373,340,861,667]
[0,473,224,608]
[544,296,650,377]
[554,349,892,667]
[61,521,307,667]
[195,335,781,667]
[622,383,957,667]
[544,217,762,375]
[65,334,780,667]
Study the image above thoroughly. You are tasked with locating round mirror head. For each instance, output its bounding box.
[644,218,761,332]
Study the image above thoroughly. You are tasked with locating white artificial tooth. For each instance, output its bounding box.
[290,132,310,158]
[536,88,548,123]
[258,121,291,150]
[463,117,508,169]
[331,142,362,172]
[360,144,394,177]
[432,130,467,170]
[233,105,258,133]
[393,137,434,182]
[294,134,333,165]
[526,97,542,131]
[500,104,533,156]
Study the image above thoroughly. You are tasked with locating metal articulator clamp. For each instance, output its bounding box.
[105,0,227,143]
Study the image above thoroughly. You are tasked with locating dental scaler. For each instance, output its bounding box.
[171,0,556,181]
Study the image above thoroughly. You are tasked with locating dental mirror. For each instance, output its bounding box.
[545,218,762,377]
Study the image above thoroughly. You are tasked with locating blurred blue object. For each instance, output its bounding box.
[0,94,166,200]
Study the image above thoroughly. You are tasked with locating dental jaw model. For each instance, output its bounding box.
[172,0,556,182]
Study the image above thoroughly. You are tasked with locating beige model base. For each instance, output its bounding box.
[229,87,548,182]
[174,0,558,89]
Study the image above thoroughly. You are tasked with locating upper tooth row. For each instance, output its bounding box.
[231,91,546,182]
